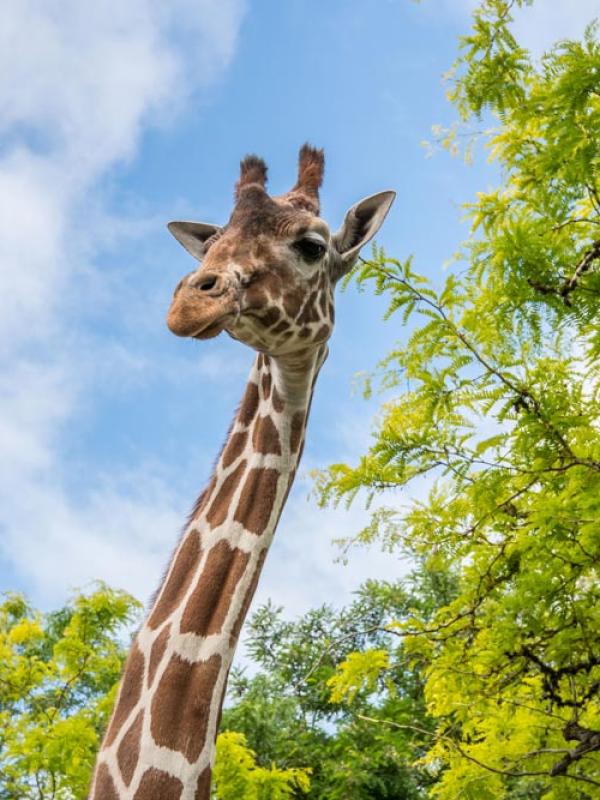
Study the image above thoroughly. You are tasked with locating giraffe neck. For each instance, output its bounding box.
[90,347,327,800]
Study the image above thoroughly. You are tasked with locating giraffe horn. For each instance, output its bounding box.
[290,143,324,213]
[235,154,268,200]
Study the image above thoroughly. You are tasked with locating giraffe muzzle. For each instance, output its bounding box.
[166,274,237,339]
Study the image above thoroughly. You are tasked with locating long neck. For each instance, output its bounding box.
[90,347,326,800]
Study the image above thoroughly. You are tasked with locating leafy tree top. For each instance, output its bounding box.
[318,2,600,797]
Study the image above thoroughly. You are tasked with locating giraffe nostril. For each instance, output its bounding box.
[192,274,220,292]
[199,277,217,291]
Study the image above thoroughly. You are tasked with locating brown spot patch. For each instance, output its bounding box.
[297,291,320,324]
[92,764,119,800]
[261,370,272,399]
[283,289,303,318]
[271,320,290,335]
[262,269,285,299]
[104,641,144,746]
[150,653,221,763]
[214,677,229,740]
[221,431,247,469]
[238,382,259,426]
[319,291,328,316]
[148,625,170,687]
[188,476,217,524]
[117,711,143,786]
[206,460,247,529]
[314,323,331,341]
[271,386,284,413]
[252,414,281,455]
[234,467,280,534]
[195,768,212,800]
[299,326,311,339]
[261,307,281,327]
[133,768,184,800]
[148,532,201,630]
[180,540,250,635]
[244,284,268,309]
[290,411,305,454]
[230,548,268,645]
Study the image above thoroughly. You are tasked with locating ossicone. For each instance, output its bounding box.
[235,154,268,200]
[288,143,325,214]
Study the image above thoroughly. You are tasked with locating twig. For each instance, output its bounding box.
[560,240,600,304]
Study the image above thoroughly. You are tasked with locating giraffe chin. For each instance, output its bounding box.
[192,321,225,340]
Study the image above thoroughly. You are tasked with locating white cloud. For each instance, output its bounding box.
[253,487,410,620]
[0,0,246,606]
[1,462,183,607]
[0,0,245,345]
[436,0,598,57]
[511,0,598,58]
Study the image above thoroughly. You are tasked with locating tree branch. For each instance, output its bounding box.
[560,240,600,305]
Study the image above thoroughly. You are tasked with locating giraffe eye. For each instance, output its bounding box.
[293,238,326,262]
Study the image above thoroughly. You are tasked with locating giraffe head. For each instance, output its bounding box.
[166,145,394,355]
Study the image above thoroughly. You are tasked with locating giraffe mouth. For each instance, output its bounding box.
[192,320,226,340]
[167,285,238,339]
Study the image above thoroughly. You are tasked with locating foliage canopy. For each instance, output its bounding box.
[0,585,140,799]
[318,1,600,797]
[221,576,450,799]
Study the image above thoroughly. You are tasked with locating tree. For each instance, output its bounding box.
[0,585,141,800]
[317,1,600,797]
[0,586,310,800]
[221,574,451,799]
[214,732,310,800]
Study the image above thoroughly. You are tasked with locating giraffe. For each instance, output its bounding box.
[89,145,395,800]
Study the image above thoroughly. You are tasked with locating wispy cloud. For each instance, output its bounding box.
[0,0,246,606]
[254,485,411,619]
[435,0,597,57]
[511,0,598,58]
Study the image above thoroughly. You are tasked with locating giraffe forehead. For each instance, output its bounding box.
[228,187,329,241]
[202,188,331,274]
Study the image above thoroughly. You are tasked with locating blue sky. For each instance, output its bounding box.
[0,0,597,625]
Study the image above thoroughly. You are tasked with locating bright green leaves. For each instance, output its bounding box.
[462,19,600,342]
[214,732,311,800]
[449,0,532,119]
[0,585,141,800]
[316,2,600,796]
[448,0,532,119]
[220,584,436,800]
[328,649,390,704]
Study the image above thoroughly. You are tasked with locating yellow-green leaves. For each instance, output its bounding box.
[450,0,532,120]
[0,585,140,799]
[328,650,390,704]
[214,732,311,800]
[317,2,600,796]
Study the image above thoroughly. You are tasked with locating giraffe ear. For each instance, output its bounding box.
[168,221,222,260]
[331,191,396,278]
